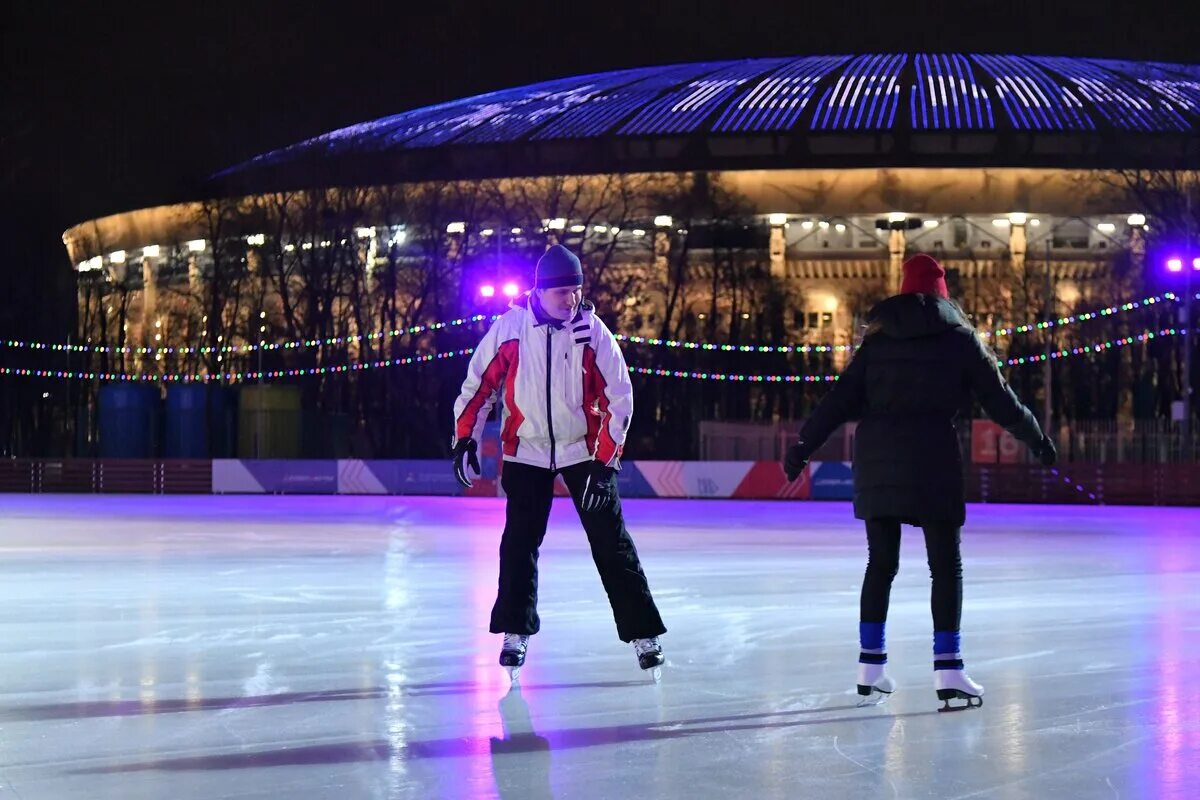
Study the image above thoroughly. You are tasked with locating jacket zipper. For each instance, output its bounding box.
[545,325,556,470]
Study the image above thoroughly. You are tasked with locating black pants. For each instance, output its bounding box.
[861,518,962,633]
[489,460,666,642]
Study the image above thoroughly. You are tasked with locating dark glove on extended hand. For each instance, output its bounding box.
[784,439,811,482]
[452,438,481,488]
[581,460,618,513]
[1033,434,1058,467]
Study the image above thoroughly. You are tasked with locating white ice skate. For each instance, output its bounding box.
[856,660,896,706]
[935,664,984,711]
[499,633,529,685]
[633,637,664,682]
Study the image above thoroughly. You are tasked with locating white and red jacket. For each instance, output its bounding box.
[453,294,633,470]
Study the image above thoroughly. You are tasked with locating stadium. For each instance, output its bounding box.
[55,53,1200,463]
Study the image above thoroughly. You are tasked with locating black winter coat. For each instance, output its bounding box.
[797,294,1044,526]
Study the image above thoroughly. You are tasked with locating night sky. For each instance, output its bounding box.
[1,0,1196,338]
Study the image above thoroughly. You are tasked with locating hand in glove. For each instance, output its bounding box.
[580,460,618,513]
[783,439,811,482]
[452,438,481,488]
[1032,435,1058,467]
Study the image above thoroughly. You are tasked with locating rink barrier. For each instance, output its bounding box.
[0,459,1197,504]
[0,459,212,494]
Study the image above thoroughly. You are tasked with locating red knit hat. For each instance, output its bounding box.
[900,254,949,298]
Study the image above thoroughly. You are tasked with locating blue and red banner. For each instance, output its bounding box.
[211,459,845,500]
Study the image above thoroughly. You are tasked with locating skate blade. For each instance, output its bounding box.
[504,665,522,685]
[937,690,982,712]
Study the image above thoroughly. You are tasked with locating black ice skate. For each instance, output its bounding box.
[633,637,664,680]
[935,660,984,711]
[500,633,529,684]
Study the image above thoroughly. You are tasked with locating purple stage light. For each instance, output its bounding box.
[480,284,496,298]
[1194,257,1200,271]
[502,282,519,298]
[1167,258,1183,273]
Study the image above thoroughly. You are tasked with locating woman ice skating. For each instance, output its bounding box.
[783,254,1057,710]
[452,244,667,683]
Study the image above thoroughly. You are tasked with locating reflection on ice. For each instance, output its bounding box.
[0,495,1195,799]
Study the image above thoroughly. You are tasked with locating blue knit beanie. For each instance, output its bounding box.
[535,245,583,289]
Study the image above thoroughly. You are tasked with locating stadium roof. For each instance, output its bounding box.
[215,54,1200,191]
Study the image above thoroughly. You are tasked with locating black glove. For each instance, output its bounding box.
[784,439,811,482]
[452,438,481,488]
[580,460,618,512]
[1032,435,1058,467]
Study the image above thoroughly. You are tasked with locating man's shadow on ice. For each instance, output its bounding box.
[490,687,553,800]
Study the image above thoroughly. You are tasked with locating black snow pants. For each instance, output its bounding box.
[489,460,666,642]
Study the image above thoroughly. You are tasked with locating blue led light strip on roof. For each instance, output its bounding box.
[617,59,788,136]
[452,68,657,145]
[837,53,884,129]
[816,62,852,129]
[858,53,897,129]
[914,53,995,130]
[711,55,851,132]
[221,54,1200,179]
[974,54,1026,129]
[369,99,502,150]
[877,53,906,129]
[532,62,730,140]
[369,92,520,151]
[1138,77,1200,115]
[973,54,1096,131]
[226,91,510,172]
[917,54,940,129]
[813,53,904,130]
[401,73,620,149]
[991,56,1059,129]
[947,54,968,128]
[1035,56,1190,132]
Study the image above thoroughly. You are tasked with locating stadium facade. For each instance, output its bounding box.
[58,54,1200,451]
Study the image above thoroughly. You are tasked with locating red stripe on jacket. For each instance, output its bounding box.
[583,345,622,465]
[455,340,519,441]
[500,346,524,456]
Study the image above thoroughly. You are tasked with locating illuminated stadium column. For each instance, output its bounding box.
[105,253,127,285]
[359,227,378,284]
[182,239,207,302]
[654,215,672,273]
[768,214,787,278]
[888,227,906,292]
[188,253,203,297]
[1008,212,1029,285]
[1127,213,1147,272]
[141,246,159,344]
[446,221,465,261]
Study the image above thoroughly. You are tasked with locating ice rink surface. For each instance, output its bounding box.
[0,494,1197,799]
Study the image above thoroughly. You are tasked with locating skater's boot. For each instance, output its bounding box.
[500,633,529,684]
[935,658,983,711]
[856,652,896,705]
[633,637,664,680]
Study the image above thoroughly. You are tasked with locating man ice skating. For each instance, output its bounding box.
[783,254,1056,711]
[452,244,667,682]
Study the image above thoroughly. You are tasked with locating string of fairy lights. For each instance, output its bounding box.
[0,286,1193,384]
[0,349,475,384]
[0,291,1189,357]
[0,315,498,356]
[0,329,1186,385]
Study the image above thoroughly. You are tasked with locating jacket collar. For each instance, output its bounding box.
[514,292,592,329]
